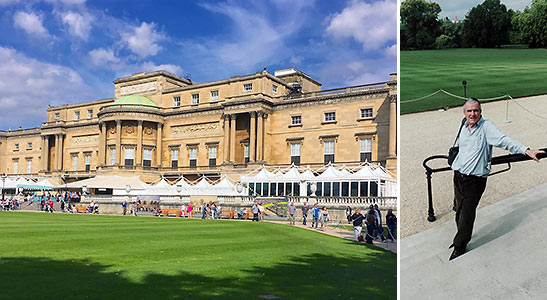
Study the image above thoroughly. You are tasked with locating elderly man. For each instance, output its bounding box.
[449,98,544,260]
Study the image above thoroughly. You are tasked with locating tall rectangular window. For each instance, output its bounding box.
[74,111,80,120]
[208,146,217,166]
[109,148,116,165]
[72,155,78,171]
[189,147,197,167]
[27,159,32,174]
[272,85,278,93]
[27,142,33,150]
[171,148,179,168]
[290,143,301,165]
[143,149,152,167]
[85,154,91,171]
[13,160,18,174]
[324,140,335,163]
[14,144,19,151]
[124,147,135,166]
[191,93,199,105]
[173,96,181,107]
[324,112,336,122]
[360,108,373,119]
[55,112,60,119]
[210,90,219,102]
[243,83,252,91]
[360,138,372,162]
[88,109,93,119]
[244,144,249,163]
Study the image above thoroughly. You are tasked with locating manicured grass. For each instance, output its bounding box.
[0,212,396,299]
[401,48,547,114]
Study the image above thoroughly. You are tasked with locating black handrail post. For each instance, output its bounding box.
[426,169,436,222]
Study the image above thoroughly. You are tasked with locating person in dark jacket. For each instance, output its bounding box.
[350,208,365,241]
[385,209,397,241]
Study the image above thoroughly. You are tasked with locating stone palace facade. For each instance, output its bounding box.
[0,68,397,183]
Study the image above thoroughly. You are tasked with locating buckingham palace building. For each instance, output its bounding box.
[0,68,397,184]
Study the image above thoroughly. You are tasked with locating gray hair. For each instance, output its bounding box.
[463,97,481,110]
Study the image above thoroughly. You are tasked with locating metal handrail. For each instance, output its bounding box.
[423,147,547,222]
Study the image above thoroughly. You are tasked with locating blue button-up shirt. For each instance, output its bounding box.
[451,117,527,177]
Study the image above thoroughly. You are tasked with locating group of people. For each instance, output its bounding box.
[1,198,19,211]
[290,202,330,231]
[200,201,222,219]
[349,204,397,244]
[251,201,265,221]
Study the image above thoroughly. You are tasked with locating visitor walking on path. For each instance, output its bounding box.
[386,209,397,241]
[287,202,296,225]
[374,204,386,242]
[365,205,380,244]
[350,208,365,241]
[302,202,309,225]
[311,203,320,229]
[320,206,329,232]
[252,202,259,222]
[122,200,127,215]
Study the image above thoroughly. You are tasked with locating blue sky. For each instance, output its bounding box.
[0,0,397,129]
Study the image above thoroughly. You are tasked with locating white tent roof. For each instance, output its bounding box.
[193,177,212,189]
[35,178,55,188]
[349,165,377,179]
[316,165,346,180]
[65,176,149,190]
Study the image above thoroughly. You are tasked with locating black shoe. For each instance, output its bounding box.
[449,247,466,261]
[449,244,454,249]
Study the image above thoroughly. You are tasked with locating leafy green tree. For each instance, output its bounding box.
[463,0,513,47]
[401,0,441,50]
[525,0,547,47]
[438,18,464,48]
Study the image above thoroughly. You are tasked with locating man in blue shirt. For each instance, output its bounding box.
[311,203,320,229]
[449,98,544,261]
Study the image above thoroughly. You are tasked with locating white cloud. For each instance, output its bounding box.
[0,46,92,128]
[326,0,396,50]
[384,43,397,57]
[290,55,304,65]
[0,0,20,6]
[139,62,182,75]
[45,0,86,5]
[89,48,120,65]
[61,11,93,40]
[13,11,50,37]
[122,22,164,58]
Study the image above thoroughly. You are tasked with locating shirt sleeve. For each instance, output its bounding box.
[484,120,527,154]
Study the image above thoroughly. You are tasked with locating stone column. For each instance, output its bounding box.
[256,112,264,161]
[388,97,397,158]
[57,134,64,171]
[156,123,163,167]
[229,114,237,162]
[136,120,143,166]
[41,136,47,171]
[115,120,122,165]
[55,134,60,171]
[249,111,256,162]
[223,115,230,163]
[100,122,107,165]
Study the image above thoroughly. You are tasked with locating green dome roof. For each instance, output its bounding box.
[112,95,158,108]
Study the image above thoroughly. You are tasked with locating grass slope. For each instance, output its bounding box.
[401,48,547,114]
[0,212,396,300]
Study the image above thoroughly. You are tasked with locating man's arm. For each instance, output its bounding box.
[525,148,545,162]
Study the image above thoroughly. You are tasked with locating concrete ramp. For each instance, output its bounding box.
[401,183,547,299]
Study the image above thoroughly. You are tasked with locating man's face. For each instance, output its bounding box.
[464,102,482,127]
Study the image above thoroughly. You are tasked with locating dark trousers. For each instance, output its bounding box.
[453,170,487,250]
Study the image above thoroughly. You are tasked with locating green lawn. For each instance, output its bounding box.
[401,48,547,114]
[0,212,396,300]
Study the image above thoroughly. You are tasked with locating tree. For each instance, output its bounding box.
[462,0,513,48]
[438,18,464,48]
[524,0,547,47]
[400,0,441,50]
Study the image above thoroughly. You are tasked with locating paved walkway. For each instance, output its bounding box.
[267,220,397,253]
[401,94,547,238]
[401,183,547,299]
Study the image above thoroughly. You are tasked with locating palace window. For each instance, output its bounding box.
[72,155,78,171]
[124,147,135,166]
[244,144,249,163]
[14,144,19,151]
[27,142,32,150]
[189,147,197,167]
[272,85,278,93]
[55,112,60,120]
[171,148,179,168]
[13,160,18,174]
[85,154,91,171]
[360,138,372,162]
[360,108,373,119]
[243,83,252,92]
[26,159,32,174]
[191,93,199,105]
[143,149,152,167]
[324,140,335,163]
[74,111,80,120]
[291,143,301,165]
[210,90,219,102]
[173,96,181,107]
[291,115,301,126]
[109,148,116,165]
[324,112,336,122]
[208,146,217,166]
[88,109,93,119]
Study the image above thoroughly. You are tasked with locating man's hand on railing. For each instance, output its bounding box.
[525,149,546,162]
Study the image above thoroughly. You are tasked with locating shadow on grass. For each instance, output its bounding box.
[0,252,396,300]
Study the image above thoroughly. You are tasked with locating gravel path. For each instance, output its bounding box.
[401,94,547,238]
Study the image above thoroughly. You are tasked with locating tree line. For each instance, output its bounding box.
[401,0,547,50]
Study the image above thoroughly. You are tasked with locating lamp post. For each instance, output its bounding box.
[462,80,467,99]
[1,174,6,202]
